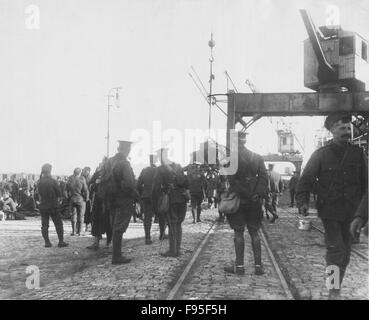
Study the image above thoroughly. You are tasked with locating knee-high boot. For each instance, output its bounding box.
[42,227,51,246]
[234,236,245,267]
[161,223,176,257]
[196,206,201,222]
[55,225,68,247]
[144,224,152,244]
[112,231,131,264]
[71,219,76,236]
[250,232,264,275]
[191,208,196,223]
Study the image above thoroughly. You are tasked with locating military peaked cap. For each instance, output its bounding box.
[324,112,351,131]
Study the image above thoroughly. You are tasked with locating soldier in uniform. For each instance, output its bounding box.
[288,171,300,207]
[267,163,283,223]
[36,163,68,248]
[81,167,92,232]
[187,160,206,223]
[223,131,268,275]
[296,112,367,300]
[152,148,189,257]
[109,140,136,264]
[67,168,89,236]
[137,154,159,244]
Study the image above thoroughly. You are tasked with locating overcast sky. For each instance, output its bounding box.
[0,0,368,176]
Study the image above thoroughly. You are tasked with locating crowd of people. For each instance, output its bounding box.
[1,112,367,300]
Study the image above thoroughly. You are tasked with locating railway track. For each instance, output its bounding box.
[165,218,295,300]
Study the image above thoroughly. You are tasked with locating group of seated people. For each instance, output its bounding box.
[0,176,39,221]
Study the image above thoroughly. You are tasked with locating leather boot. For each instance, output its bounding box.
[191,209,196,224]
[196,207,201,222]
[76,220,81,236]
[159,222,166,240]
[112,231,131,264]
[250,232,264,275]
[42,228,51,247]
[234,236,245,267]
[144,224,152,245]
[161,224,177,257]
[56,226,68,248]
[71,220,76,236]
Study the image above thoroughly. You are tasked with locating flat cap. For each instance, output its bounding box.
[324,112,351,130]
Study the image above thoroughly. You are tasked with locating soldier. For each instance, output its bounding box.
[36,164,68,248]
[223,131,268,275]
[87,159,112,250]
[137,154,159,244]
[81,166,92,232]
[296,112,367,300]
[267,163,283,223]
[187,161,206,223]
[152,148,189,257]
[109,140,136,264]
[67,168,89,236]
[288,171,300,207]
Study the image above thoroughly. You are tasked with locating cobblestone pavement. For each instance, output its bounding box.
[176,223,289,300]
[0,209,216,300]
[1,203,368,300]
[262,207,369,300]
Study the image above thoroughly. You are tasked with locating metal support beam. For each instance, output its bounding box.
[226,91,369,151]
[228,92,369,117]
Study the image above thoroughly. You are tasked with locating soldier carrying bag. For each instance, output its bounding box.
[218,178,240,215]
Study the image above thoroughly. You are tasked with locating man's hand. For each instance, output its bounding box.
[350,217,364,239]
[298,203,309,216]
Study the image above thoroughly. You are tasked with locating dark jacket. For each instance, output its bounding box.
[137,166,157,199]
[227,145,268,203]
[111,153,136,205]
[67,175,89,204]
[187,165,206,195]
[296,141,367,221]
[37,176,61,210]
[152,162,189,206]
[289,175,299,191]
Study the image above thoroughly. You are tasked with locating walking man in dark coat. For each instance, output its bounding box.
[296,112,367,299]
[288,171,300,207]
[37,164,68,248]
[110,140,137,264]
[267,163,283,222]
[137,154,159,244]
[152,148,189,257]
[86,159,112,250]
[223,131,268,275]
[187,162,206,223]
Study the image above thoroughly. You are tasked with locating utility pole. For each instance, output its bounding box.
[208,33,215,135]
[105,87,122,157]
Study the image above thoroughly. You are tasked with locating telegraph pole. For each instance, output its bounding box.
[208,33,215,135]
